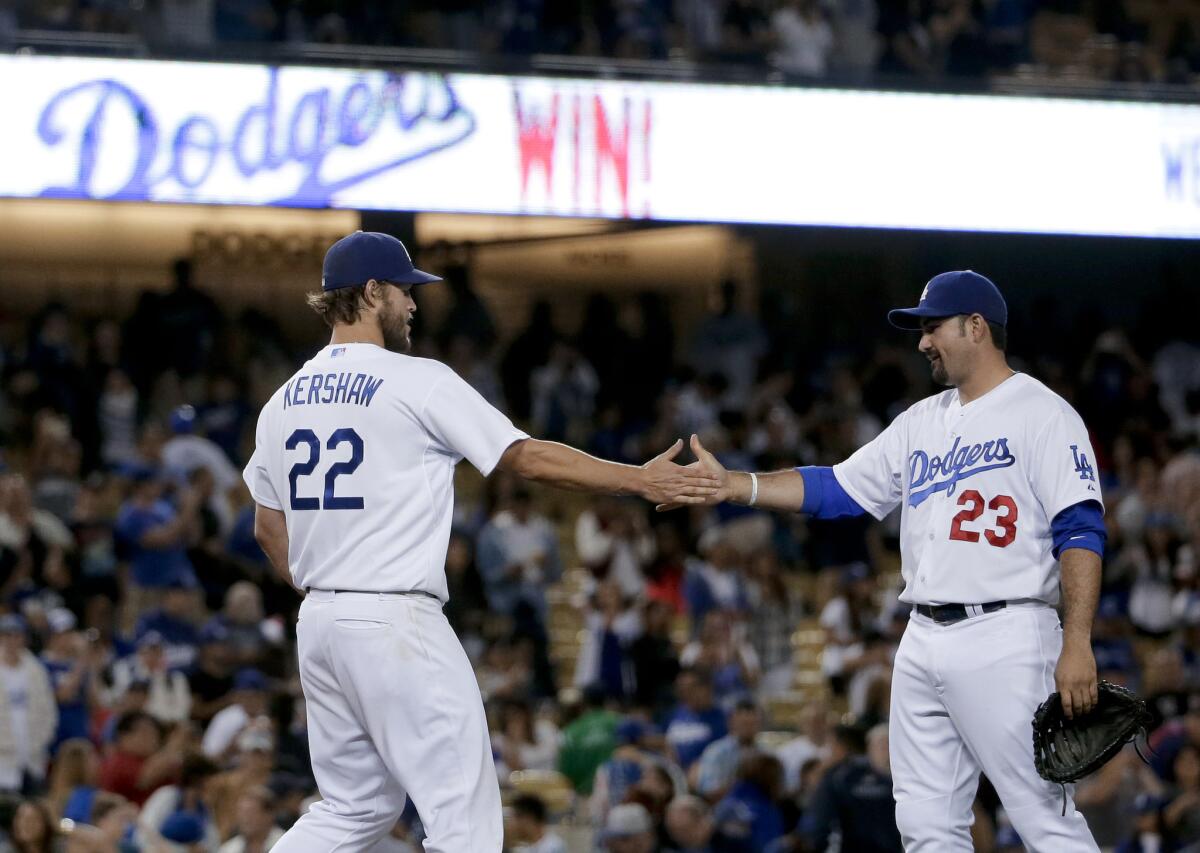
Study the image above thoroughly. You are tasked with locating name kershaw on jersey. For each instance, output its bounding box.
[282,371,385,409]
[908,436,1016,507]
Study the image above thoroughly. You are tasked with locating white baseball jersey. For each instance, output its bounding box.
[242,342,528,598]
[833,373,1102,606]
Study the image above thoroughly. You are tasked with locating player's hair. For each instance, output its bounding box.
[956,315,1007,352]
[306,285,373,328]
[987,321,1007,352]
[511,794,547,823]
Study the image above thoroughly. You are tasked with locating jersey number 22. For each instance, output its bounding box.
[286,427,365,511]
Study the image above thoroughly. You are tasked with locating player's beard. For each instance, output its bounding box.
[380,300,412,354]
[929,353,950,386]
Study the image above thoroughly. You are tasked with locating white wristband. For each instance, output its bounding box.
[748,472,758,507]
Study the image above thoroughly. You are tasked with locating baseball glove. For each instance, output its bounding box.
[1032,680,1153,810]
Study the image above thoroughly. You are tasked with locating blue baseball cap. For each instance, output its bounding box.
[117,461,159,484]
[137,630,165,650]
[159,811,207,844]
[888,270,1007,330]
[615,718,654,745]
[322,232,441,291]
[169,405,197,435]
[198,621,231,645]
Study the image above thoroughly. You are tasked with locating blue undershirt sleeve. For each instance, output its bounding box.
[797,466,868,519]
[1050,500,1106,559]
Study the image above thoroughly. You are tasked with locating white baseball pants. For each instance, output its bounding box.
[272,590,503,853]
[889,603,1100,852]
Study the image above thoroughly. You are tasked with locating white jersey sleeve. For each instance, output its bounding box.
[832,410,909,520]
[1028,400,1103,519]
[421,370,529,476]
[243,400,283,511]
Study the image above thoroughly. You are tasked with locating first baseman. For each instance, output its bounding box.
[679,271,1105,850]
[243,232,717,852]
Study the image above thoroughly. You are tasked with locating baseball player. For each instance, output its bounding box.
[243,231,717,853]
[675,271,1106,850]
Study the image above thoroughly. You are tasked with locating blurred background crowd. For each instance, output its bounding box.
[4,0,1200,88]
[0,251,1195,852]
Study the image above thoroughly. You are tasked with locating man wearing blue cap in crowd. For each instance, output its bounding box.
[242,231,717,852]
[40,606,104,751]
[676,271,1109,849]
[202,668,271,761]
[162,403,241,537]
[114,465,202,598]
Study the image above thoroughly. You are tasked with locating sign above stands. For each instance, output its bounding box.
[2,55,1199,238]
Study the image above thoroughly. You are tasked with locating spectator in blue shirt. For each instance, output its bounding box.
[683,529,748,629]
[47,737,100,823]
[198,373,249,465]
[695,700,762,801]
[711,752,785,852]
[665,669,728,771]
[133,580,200,671]
[40,607,103,751]
[591,718,686,827]
[114,470,201,591]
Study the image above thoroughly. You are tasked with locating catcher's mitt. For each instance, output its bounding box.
[1032,680,1153,811]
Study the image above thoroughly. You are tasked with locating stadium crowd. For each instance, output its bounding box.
[0,257,1195,851]
[4,0,1200,87]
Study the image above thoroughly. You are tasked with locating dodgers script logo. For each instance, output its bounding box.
[908,436,1015,507]
[34,68,476,206]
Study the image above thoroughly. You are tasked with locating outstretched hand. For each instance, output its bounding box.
[639,439,721,506]
[656,434,733,512]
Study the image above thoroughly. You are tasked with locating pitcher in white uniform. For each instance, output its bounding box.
[673,271,1106,851]
[243,232,719,853]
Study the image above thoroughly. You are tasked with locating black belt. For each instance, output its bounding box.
[306,588,440,602]
[915,600,1006,625]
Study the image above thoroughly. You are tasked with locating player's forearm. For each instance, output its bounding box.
[1060,547,1101,646]
[253,505,299,593]
[724,469,806,512]
[498,439,648,497]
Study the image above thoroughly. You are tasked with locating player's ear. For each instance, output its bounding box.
[971,313,986,343]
